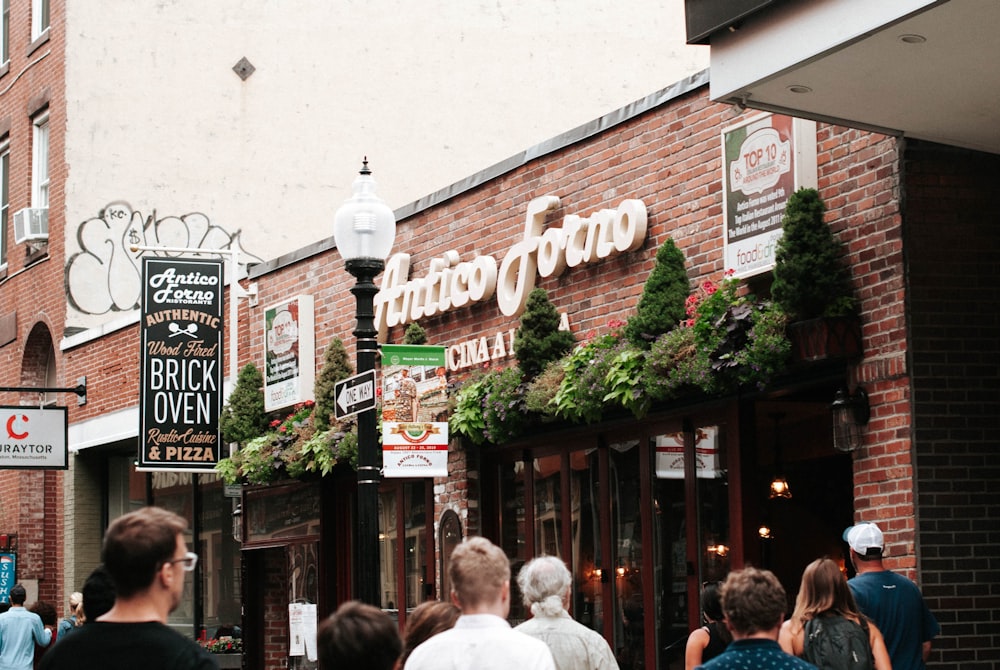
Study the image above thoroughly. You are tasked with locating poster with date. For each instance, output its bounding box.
[138,257,224,471]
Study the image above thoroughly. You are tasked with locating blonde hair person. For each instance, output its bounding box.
[778,558,891,670]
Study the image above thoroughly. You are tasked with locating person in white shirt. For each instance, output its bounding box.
[403,536,555,670]
[514,556,619,670]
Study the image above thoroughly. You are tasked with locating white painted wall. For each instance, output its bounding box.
[63,0,706,330]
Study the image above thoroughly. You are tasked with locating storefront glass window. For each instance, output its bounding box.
[498,460,527,623]
[534,454,562,557]
[609,440,643,669]
[404,481,428,610]
[149,470,195,633]
[379,488,398,610]
[652,430,689,666]
[198,477,242,640]
[570,448,603,634]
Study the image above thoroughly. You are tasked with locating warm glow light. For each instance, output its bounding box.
[769,476,792,499]
[616,566,626,578]
[592,568,603,580]
[758,524,773,539]
[707,544,730,557]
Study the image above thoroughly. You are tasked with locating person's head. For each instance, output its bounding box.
[30,600,58,626]
[844,522,884,562]
[448,536,511,612]
[701,581,724,623]
[720,567,787,637]
[317,600,401,670]
[101,506,191,606]
[791,558,859,626]
[67,591,83,613]
[400,600,460,667]
[81,564,116,622]
[516,555,571,617]
[9,584,26,606]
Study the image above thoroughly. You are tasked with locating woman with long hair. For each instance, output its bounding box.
[779,558,891,670]
[685,581,732,669]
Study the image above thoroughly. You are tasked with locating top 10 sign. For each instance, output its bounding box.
[0,406,68,469]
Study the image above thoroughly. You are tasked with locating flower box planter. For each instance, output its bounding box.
[787,316,862,363]
[212,653,242,669]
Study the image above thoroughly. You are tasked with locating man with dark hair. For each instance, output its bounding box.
[698,567,815,670]
[404,536,555,670]
[845,522,940,670]
[317,600,402,670]
[0,583,52,670]
[39,506,217,670]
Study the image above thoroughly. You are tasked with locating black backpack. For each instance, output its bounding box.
[803,614,874,670]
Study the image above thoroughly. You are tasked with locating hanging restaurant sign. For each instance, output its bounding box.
[0,406,68,469]
[138,257,224,472]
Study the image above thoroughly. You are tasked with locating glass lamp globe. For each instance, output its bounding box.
[333,159,396,262]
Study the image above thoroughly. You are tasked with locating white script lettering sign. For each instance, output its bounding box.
[375,195,647,340]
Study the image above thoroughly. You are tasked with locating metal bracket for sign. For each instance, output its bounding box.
[0,376,87,406]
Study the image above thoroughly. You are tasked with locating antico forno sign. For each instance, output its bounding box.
[138,257,224,471]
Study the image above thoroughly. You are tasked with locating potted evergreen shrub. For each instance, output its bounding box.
[771,188,861,362]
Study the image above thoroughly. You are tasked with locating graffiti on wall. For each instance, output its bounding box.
[65,201,263,322]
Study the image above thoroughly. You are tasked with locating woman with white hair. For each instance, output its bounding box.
[56,593,82,638]
[514,556,619,670]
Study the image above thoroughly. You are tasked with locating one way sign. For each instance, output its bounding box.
[334,369,377,419]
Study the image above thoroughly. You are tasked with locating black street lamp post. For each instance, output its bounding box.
[333,159,396,606]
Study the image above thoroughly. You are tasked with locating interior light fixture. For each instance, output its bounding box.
[758,524,773,539]
[768,413,792,499]
[787,84,813,94]
[899,33,926,44]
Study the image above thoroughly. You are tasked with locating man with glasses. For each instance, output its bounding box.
[39,506,217,670]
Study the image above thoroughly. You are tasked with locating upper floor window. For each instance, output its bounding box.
[0,139,8,267]
[32,111,49,207]
[1,0,10,64]
[32,0,49,41]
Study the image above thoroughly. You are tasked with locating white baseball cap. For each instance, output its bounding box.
[843,522,884,558]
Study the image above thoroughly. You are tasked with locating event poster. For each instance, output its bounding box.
[722,113,817,278]
[263,295,315,411]
[380,344,449,478]
[138,257,224,471]
[654,426,720,479]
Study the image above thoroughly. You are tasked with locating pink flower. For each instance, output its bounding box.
[269,419,281,428]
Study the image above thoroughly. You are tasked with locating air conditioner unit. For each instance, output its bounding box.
[13,207,49,244]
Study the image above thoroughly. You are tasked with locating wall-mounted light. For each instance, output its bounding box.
[232,504,242,543]
[831,387,870,452]
[758,524,773,540]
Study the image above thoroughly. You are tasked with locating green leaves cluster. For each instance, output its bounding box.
[216,337,360,485]
[772,188,856,321]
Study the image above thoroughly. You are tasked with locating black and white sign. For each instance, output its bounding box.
[0,406,68,470]
[139,257,224,471]
[334,370,377,419]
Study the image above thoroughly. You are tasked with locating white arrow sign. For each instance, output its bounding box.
[334,370,377,419]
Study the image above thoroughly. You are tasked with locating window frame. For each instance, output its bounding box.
[0,137,8,267]
[31,0,49,41]
[32,111,49,208]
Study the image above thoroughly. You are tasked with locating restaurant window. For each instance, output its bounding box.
[379,479,433,625]
[438,509,462,601]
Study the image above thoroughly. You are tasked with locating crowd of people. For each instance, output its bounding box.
[0,508,939,670]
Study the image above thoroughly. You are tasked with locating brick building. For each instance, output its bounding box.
[1,4,997,670]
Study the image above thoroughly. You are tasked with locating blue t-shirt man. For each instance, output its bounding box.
[0,585,52,670]
[845,522,940,670]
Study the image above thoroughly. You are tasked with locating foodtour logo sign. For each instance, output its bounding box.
[0,407,68,469]
[139,257,224,472]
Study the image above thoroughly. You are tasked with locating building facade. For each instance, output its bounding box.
[1,2,997,669]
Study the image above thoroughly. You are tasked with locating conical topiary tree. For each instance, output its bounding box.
[220,363,268,445]
[624,237,689,347]
[514,288,575,380]
[771,188,856,321]
[403,322,428,345]
[313,338,354,431]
